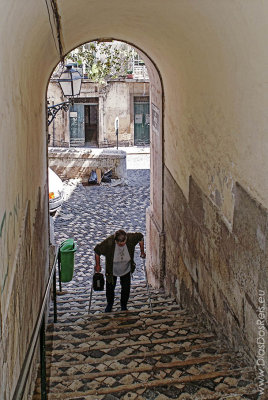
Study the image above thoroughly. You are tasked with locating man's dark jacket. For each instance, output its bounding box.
[94,232,144,283]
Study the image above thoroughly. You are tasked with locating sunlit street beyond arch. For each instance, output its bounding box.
[52,149,150,291]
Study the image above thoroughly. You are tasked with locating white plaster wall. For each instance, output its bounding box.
[105,82,130,137]
[57,0,268,224]
[0,0,54,316]
[0,1,58,397]
[156,1,268,225]
[1,0,268,395]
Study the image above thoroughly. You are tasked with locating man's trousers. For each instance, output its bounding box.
[106,272,131,308]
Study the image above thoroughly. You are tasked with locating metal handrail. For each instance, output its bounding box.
[12,245,59,400]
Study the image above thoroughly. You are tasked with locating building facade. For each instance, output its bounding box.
[48,79,150,148]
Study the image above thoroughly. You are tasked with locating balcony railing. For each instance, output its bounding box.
[133,65,149,80]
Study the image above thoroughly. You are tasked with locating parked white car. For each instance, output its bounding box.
[49,168,64,213]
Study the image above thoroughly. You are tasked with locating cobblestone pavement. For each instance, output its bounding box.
[53,168,150,291]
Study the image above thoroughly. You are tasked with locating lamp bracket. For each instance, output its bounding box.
[47,101,73,126]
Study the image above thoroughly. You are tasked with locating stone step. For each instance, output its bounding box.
[49,303,184,323]
[33,279,260,399]
[47,316,199,342]
[33,366,258,399]
[48,305,178,322]
[54,285,151,297]
[47,321,201,352]
[55,284,161,299]
[47,310,193,336]
[53,297,171,311]
[46,339,220,371]
[48,306,188,330]
[48,330,215,363]
[54,290,167,306]
[51,298,177,315]
[55,288,169,302]
[37,352,234,386]
[48,303,185,324]
[56,281,151,294]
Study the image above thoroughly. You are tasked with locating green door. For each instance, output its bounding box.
[69,104,85,146]
[134,99,150,145]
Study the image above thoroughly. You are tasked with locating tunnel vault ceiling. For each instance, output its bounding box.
[42,0,268,213]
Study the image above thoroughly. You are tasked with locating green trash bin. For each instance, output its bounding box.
[60,238,77,282]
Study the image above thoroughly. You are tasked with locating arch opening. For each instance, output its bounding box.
[47,38,165,290]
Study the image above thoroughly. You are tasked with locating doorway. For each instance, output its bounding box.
[134,96,150,145]
[69,100,99,147]
[69,104,85,146]
[85,103,99,147]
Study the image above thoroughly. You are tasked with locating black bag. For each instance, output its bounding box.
[88,170,98,185]
[93,273,105,291]
[101,169,112,183]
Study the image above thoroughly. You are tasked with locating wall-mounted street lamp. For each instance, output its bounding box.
[47,64,82,126]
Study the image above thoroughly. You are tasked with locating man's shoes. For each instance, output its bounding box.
[105,304,113,313]
[121,305,128,311]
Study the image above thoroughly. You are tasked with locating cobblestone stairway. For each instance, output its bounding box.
[33,277,260,400]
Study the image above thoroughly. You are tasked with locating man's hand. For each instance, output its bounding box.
[95,253,101,272]
[139,240,146,259]
[95,265,101,273]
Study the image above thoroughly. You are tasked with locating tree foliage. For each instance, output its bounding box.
[67,41,133,83]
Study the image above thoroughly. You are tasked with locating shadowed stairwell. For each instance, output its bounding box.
[33,170,261,399]
[32,268,259,399]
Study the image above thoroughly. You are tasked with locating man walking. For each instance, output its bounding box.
[94,229,146,312]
